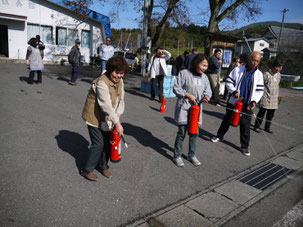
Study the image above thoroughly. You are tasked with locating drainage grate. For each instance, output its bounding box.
[239,163,293,190]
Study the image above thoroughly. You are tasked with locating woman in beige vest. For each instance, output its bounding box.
[81,56,128,181]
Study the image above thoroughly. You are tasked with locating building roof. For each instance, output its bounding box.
[267,26,303,47]
[237,37,269,43]
[46,0,111,38]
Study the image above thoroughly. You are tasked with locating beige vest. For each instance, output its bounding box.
[82,74,123,127]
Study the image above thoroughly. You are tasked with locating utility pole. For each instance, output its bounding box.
[177,40,180,56]
[141,0,149,76]
[277,8,289,53]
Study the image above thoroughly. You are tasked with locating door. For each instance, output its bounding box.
[0,25,9,57]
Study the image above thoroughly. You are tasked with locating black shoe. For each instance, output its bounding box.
[264,128,273,134]
[254,127,261,133]
[150,97,155,101]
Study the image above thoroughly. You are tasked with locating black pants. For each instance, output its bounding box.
[217,103,253,149]
[84,125,110,172]
[151,75,164,100]
[28,70,42,84]
[254,107,275,130]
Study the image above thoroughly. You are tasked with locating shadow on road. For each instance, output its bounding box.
[55,130,89,171]
[203,109,225,120]
[125,88,150,99]
[122,122,174,160]
[57,76,69,82]
[19,76,30,83]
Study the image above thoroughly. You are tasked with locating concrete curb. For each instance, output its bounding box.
[126,144,303,227]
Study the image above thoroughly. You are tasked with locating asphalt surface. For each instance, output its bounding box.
[0,63,303,226]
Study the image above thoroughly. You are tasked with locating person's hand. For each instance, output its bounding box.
[202,96,210,103]
[247,102,256,110]
[186,93,196,104]
[26,60,29,66]
[114,122,124,137]
[219,60,222,64]
[233,92,240,98]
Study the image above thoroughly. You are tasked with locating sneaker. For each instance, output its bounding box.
[264,128,273,134]
[254,127,261,133]
[174,157,184,167]
[188,156,201,166]
[68,81,77,86]
[216,103,221,107]
[211,136,220,143]
[241,148,251,156]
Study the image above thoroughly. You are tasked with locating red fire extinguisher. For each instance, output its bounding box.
[160,98,166,113]
[109,129,122,163]
[230,99,243,126]
[188,103,201,135]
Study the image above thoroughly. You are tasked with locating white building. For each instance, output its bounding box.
[0,0,111,63]
[235,38,270,57]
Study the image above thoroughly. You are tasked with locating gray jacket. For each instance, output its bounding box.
[68,45,81,66]
[26,46,44,71]
[173,69,212,126]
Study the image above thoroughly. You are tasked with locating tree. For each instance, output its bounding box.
[111,0,190,51]
[203,0,264,55]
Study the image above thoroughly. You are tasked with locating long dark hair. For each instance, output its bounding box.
[28,38,37,48]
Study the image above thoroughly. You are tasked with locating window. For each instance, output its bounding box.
[27,23,39,41]
[41,25,53,44]
[260,43,264,47]
[81,30,90,48]
[67,29,78,46]
[56,27,67,45]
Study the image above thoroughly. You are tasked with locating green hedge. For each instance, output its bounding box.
[280,79,303,88]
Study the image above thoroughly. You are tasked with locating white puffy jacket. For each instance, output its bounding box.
[148,50,171,79]
[226,64,264,105]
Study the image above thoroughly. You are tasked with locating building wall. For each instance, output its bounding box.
[0,0,105,63]
[236,40,269,56]
[253,40,269,54]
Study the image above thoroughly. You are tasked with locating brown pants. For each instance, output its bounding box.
[208,73,220,104]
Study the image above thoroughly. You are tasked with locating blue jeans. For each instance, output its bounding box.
[84,125,110,172]
[101,60,107,73]
[70,64,79,83]
[174,125,198,159]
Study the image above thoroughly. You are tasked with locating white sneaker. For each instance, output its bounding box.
[174,157,184,167]
[189,156,201,166]
[211,136,220,143]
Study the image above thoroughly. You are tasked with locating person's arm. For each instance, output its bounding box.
[203,75,212,102]
[225,66,239,95]
[95,81,119,125]
[250,71,264,106]
[26,46,32,65]
[163,50,171,61]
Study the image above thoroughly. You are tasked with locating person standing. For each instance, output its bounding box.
[207,49,222,106]
[175,50,190,75]
[148,47,171,101]
[254,60,283,134]
[68,39,81,86]
[81,55,128,181]
[36,35,45,60]
[173,54,212,167]
[211,52,264,157]
[26,37,44,84]
[184,48,198,70]
[99,37,115,73]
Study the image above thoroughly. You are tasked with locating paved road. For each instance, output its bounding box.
[0,63,302,226]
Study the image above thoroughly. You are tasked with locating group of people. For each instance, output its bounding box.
[148,48,283,167]
[26,36,115,86]
[26,36,283,180]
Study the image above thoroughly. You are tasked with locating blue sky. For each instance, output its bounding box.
[92,0,303,29]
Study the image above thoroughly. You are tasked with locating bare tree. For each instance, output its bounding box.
[203,0,264,54]
[111,0,190,51]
